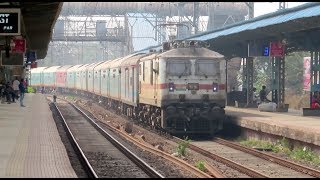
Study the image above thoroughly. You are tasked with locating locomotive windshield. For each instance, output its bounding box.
[167,60,191,76]
[196,60,219,76]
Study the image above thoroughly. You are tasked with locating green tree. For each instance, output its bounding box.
[285,51,309,95]
[251,51,309,95]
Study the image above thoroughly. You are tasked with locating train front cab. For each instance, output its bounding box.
[140,47,226,135]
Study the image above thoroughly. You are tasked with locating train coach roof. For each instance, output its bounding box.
[109,53,145,69]
[67,64,84,73]
[83,62,98,71]
[157,47,224,59]
[76,63,91,72]
[139,53,158,62]
[98,57,124,70]
[31,67,48,73]
[87,61,104,71]
[94,60,112,71]
[43,66,61,73]
[57,65,74,72]
[121,54,149,66]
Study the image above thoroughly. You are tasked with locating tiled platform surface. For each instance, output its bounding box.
[0,93,77,178]
[225,106,320,146]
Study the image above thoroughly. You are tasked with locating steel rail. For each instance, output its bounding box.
[52,102,98,178]
[69,101,164,178]
[172,137,268,178]
[213,137,320,178]
[71,99,215,178]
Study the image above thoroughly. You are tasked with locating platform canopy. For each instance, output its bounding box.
[0,2,63,59]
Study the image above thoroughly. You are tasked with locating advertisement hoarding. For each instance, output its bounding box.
[303,57,311,91]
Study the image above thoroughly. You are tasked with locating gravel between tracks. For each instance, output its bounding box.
[75,98,197,178]
[56,101,149,178]
[48,100,88,178]
[70,96,250,178]
[49,94,320,178]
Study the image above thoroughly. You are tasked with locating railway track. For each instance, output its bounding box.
[173,136,319,178]
[69,99,220,178]
[52,98,164,178]
[56,94,320,178]
[213,137,320,177]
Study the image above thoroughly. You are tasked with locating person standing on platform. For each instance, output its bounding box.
[19,78,26,107]
[252,87,260,104]
[52,88,57,102]
[13,77,20,100]
[311,92,320,109]
[0,82,5,104]
[7,82,16,103]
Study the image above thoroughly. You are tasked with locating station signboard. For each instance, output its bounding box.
[26,51,37,62]
[270,42,285,57]
[0,8,21,36]
[0,51,24,66]
[11,38,26,53]
[248,41,270,57]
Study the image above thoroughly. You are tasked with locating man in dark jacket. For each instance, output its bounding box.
[259,85,270,102]
[19,78,26,107]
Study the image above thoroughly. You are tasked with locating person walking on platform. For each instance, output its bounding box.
[19,78,26,107]
[13,77,20,100]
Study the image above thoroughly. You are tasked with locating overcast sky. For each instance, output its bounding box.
[254,2,309,17]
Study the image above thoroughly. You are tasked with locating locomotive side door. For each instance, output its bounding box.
[132,67,135,103]
[152,59,158,104]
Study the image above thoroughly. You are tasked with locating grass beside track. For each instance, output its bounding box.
[239,138,320,167]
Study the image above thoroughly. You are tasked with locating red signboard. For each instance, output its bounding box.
[270,42,285,57]
[11,39,26,53]
[31,61,37,69]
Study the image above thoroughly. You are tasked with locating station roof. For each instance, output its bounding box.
[184,2,320,42]
[0,2,62,59]
[136,2,320,56]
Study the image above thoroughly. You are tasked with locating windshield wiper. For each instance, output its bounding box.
[178,62,188,78]
[198,69,208,78]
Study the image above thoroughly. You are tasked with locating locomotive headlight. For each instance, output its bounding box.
[213,83,219,92]
[169,82,175,92]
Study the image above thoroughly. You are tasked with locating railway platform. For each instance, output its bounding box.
[0,93,77,178]
[225,106,320,146]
